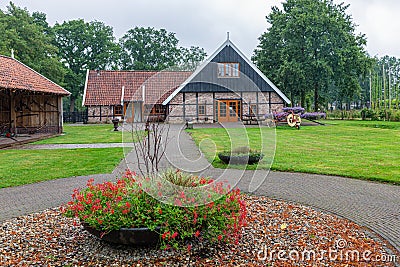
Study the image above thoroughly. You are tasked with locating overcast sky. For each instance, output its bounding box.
[1,0,399,58]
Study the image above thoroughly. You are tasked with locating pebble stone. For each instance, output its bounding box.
[0,195,398,266]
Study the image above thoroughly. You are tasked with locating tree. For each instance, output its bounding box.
[0,3,66,85]
[53,19,120,111]
[119,27,207,71]
[179,46,207,70]
[253,0,370,111]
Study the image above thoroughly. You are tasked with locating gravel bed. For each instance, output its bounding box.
[0,195,398,266]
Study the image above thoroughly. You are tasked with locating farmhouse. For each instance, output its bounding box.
[0,55,70,136]
[83,37,290,123]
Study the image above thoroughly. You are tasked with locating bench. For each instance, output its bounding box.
[242,114,264,125]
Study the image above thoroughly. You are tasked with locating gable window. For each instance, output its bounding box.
[218,63,240,77]
[198,104,206,116]
[114,105,123,116]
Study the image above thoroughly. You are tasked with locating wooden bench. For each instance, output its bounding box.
[242,114,263,125]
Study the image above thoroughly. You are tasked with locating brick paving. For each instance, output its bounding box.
[0,123,399,254]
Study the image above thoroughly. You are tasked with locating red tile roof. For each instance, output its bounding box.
[84,70,192,106]
[0,55,70,95]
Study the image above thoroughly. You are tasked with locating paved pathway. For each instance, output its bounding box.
[0,124,399,254]
[15,143,134,150]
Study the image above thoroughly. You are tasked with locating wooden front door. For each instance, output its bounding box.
[217,100,240,122]
[124,102,142,123]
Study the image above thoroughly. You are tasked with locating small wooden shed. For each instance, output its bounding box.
[0,55,70,135]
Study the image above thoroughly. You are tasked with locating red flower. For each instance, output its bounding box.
[125,202,131,209]
[86,178,94,187]
[122,209,129,214]
[194,230,200,237]
[218,234,223,241]
[187,244,192,252]
[171,232,178,239]
[158,209,162,215]
[174,199,182,206]
[162,231,170,239]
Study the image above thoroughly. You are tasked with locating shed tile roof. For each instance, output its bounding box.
[0,55,70,95]
[84,70,192,106]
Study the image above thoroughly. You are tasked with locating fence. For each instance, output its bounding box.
[63,111,88,123]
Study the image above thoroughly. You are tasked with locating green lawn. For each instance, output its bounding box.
[188,120,400,184]
[33,124,123,144]
[0,148,124,188]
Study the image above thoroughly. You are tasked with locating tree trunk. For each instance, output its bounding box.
[300,91,306,110]
[69,96,76,112]
[314,83,319,112]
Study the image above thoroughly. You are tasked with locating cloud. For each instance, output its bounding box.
[337,0,400,57]
[1,0,399,58]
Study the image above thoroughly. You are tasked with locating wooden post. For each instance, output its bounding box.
[58,96,63,133]
[10,90,16,133]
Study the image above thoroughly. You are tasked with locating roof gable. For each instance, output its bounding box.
[162,38,290,104]
[0,55,70,95]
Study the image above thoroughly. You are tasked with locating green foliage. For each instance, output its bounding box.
[367,56,400,110]
[328,108,400,121]
[53,19,120,111]
[178,46,208,71]
[119,27,207,71]
[253,0,370,111]
[119,27,179,70]
[0,3,207,112]
[0,3,66,85]
[62,170,247,250]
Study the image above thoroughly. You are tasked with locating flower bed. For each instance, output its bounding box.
[61,170,247,250]
[282,107,305,114]
[217,147,264,165]
[301,112,327,120]
[273,107,326,122]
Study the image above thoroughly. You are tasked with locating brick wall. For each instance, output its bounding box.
[167,91,285,123]
[87,106,113,123]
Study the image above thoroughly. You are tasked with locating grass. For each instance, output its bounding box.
[33,124,123,144]
[188,120,400,184]
[0,148,124,188]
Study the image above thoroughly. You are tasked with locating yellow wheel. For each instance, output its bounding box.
[287,114,301,128]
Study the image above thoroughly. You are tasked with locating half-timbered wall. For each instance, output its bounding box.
[13,92,61,134]
[87,106,114,123]
[0,89,63,134]
[0,90,10,125]
[167,91,284,123]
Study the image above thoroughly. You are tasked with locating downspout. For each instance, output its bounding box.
[142,85,145,122]
[121,86,125,106]
[121,86,125,120]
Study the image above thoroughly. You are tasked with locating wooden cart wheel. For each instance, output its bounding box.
[287,114,301,128]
